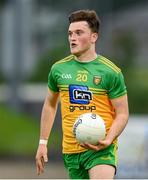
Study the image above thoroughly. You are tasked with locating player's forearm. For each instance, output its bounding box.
[106,95,129,144]
[106,113,128,143]
[39,93,58,141]
[40,104,57,140]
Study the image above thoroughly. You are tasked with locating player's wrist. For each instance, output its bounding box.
[39,139,48,145]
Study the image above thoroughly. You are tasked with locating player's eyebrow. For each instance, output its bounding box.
[68,29,84,33]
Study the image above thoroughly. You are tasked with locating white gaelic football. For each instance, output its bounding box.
[73,113,106,145]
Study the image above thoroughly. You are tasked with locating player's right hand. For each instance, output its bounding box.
[35,144,48,175]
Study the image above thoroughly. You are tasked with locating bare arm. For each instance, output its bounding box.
[36,88,59,175]
[40,88,59,140]
[105,94,129,143]
[81,94,129,151]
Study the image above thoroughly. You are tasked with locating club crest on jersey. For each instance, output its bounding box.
[93,76,101,85]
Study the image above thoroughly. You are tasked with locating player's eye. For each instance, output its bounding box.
[68,31,72,37]
[76,30,82,36]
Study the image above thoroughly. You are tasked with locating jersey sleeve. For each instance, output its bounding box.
[48,65,59,92]
[108,71,127,99]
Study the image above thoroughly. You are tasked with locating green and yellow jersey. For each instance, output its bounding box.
[48,54,127,154]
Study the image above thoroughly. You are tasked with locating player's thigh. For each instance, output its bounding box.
[68,167,89,179]
[88,164,115,179]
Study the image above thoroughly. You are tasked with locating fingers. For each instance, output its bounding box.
[36,157,44,175]
[35,145,48,175]
[36,156,48,175]
[43,154,48,162]
[81,143,100,151]
[80,141,109,151]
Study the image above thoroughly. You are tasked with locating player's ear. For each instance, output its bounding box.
[91,32,98,43]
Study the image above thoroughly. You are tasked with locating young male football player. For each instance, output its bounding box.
[36,9,129,179]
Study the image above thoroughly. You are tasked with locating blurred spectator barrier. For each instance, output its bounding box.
[117,116,148,178]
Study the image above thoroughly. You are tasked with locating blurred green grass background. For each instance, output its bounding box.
[0,105,61,157]
[0,105,39,156]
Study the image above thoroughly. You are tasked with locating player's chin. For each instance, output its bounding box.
[70,49,80,56]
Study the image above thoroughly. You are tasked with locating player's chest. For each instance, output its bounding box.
[56,68,103,88]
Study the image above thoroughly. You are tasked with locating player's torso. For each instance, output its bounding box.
[54,55,116,153]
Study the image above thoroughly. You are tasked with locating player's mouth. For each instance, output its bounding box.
[71,43,77,48]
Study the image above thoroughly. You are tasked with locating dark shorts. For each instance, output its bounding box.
[63,144,117,179]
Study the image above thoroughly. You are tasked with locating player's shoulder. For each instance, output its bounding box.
[53,54,74,67]
[98,54,121,74]
[49,54,74,73]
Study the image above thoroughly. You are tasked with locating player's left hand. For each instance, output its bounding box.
[80,139,112,151]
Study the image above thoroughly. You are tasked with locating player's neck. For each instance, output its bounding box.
[76,51,97,62]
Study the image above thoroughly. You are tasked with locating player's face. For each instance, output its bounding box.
[68,21,97,56]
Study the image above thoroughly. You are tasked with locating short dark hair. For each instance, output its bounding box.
[68,10,101,33]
